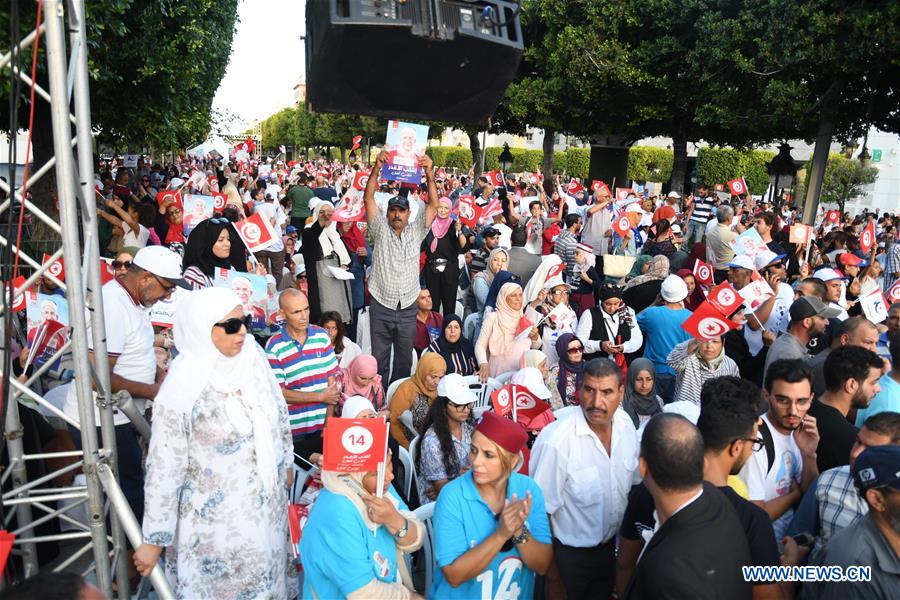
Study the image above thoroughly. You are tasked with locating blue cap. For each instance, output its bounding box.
[853,445,900,493]
[286,225,297,234]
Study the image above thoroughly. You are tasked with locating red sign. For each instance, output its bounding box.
[234,213,277,253]
[0,530,14,579]
[351,170,370,191]
[727,177,748,196]
[322,418,389,473]
[486,170,504,187]
[612,213,632,237]
[693,259,714,285]
[682,301,738,340]
[825,210,840,224]
[212,192,227,212]
[707,281,743,316]
[615,188,634,202]
[156,189,183,212]
[42,254,65,282]
[5,276,28,312]
[332,192,366,223]
[859,221,876,254]
[789,224,814,245]
[567,180,585,195]
[714,183,725,192]
[481,197,503,223]
[456,195,482,229]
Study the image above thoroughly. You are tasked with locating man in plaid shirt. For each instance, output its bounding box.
[785,411,900,551]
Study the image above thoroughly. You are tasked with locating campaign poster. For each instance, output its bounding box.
[182,194,216,237]
[213,268,271,331]
[25,292,70,369]
[380,120,429,184]
[149,287,187,329]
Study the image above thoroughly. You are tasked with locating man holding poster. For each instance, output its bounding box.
[364,149,441,387]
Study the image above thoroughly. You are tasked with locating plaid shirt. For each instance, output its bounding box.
[367,201,428,309]
[884,240,900,292]
[815,465,867,551]
[265,324,339,438]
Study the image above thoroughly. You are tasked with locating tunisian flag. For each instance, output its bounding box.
[234,213,277,253]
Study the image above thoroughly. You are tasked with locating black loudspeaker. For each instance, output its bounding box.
[305,0,524,123]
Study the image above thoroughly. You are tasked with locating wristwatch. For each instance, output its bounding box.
[393,517,409,539]
[511,524,530,545]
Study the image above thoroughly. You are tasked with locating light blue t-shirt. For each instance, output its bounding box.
[301,486,408,598]
[431,471,551,599]
[855,373,900,427]
[636,305,692,376]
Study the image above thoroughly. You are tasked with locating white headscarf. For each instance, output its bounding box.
[523,254,564,303]
[313,201,351,266]
[156,287,278,492]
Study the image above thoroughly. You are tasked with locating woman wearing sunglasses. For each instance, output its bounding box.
[134,287,296,599]
[415,374,477,502]
[431,411,552,598]
[554,333,586,407]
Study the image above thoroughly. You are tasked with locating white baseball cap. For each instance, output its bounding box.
[726,255,756,271]
[753,249,786,271]
[437,373,478,405]
[814,267,847,282]
[625,202,647,215]
[510,367,552,400]
[132,246,190,289]
[660,274,689,303]
[671,224,682,234]
[666,191,681,199]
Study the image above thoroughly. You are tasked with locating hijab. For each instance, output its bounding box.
[627,255,652,279]
[429,198,453,253]
[427,315,476,375]
[410,352,446,400]
[181,219,246,277]
[342,395,377,419]
[622,357,662,428]
[155,287,277,493]
[523,254,564,303]
[343,355,382,399]
[474,247,508,289]
[488,282,526,356]
[485,271,518,311]
[340,222,366,256]
[555,333,585,401]
[521,349,547,370]
[313,201,351,266]
[624,255,670,290]
[676,268,703,310]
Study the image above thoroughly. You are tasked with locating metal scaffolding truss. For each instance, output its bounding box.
[1,1,172,597]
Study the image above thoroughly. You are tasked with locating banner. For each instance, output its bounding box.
[693,259,714,285]
[615,188,634,202]
[738,271,774,311]
[456,195,482,228]
[182,194,216,237]
[234,212,278,253]
[707,281,743,316]
[322,418,389,473]
[789,224,814,245]
[859,288,889,323]
[591,180,611,195]
[332,190,366,223]
[380,120,428,184]
[486,170,505,187]
[213,268,272,331]
[681,301,738,340]
[730,227,769,260]
[480,197,503,224]
[887,279,900,303]
[859,222,876,254]
[25,291,70,369]
[149,287,187,328]
[825,210,840,224]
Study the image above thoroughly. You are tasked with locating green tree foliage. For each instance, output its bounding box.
[565,149,590,179]
[796,154,879,214]
[696,148,775,195]
[425,147,473,171]
[627,147,674,183]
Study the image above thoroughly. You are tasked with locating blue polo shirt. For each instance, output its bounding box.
[855,373,900,427]
[636,305,692,376]
[301,486,408,598]
[431,471,551,599]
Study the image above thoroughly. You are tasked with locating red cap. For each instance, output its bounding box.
[838,253,869,267]
[476,412,528,456]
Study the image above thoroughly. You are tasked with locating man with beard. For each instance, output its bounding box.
[802,445,900,599]
[531,359,640,599]
[807,346,883,472]
[739,359,820,539]
[763,296,840,383]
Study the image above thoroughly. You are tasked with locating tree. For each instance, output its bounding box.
[796,155,878,215]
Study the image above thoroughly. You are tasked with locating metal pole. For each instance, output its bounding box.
[97,465,175,600]
[802,120,834,226]
[67,0,131,594]
[42,0,112,593]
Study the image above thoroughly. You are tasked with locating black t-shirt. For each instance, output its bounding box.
[620,482,780,571]
[808,400,857,473]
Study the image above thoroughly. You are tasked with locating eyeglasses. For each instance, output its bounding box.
[448,400,472,411]
[168,208,182,215]
[111,260,132,270]
[214,315,252,334]
[551,289,570,296]
[567,345,584,355]
[151,274,176,297]
[739,437,765,452]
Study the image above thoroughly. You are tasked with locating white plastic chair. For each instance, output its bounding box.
[462,375,502,411]
[386,377,409,411]
[399,410,414,433]
[396,444,414,502]
[290,463,312,505]
[494,371,515,385]
[413,501,437,595]
[408,434,421,501]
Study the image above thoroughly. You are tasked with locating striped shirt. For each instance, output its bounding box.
[554,230,579,281]
[182,265,213,290]
[666,339,741,405]
[689,195,716,224]
[367,200,429,309]
[265,324,339,438]
[885,240,900,291]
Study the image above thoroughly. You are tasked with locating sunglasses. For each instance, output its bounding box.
[214,315,252,334]
[209,217,230,224]
[111,260,132,269]
[567,345,584,355]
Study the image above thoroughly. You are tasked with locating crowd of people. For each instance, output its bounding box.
[5,148,900,599]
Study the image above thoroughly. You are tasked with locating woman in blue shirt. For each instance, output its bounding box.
[431,411,552,598]
[301,417,424,599]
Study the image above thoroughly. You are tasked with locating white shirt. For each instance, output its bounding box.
[336,339,362,369]
[745,281,794,355]
[575,307,643,355]
[530,406,640,546]
[64,281,156,426]
[122,224,150,248]
[494,223,513,250]
[738,412,803,539]
[254,202,285,252]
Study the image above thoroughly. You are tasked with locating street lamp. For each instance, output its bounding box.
[766,143,798,210]
[499,143,513,173]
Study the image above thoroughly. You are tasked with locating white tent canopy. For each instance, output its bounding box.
[186,135,231,162]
